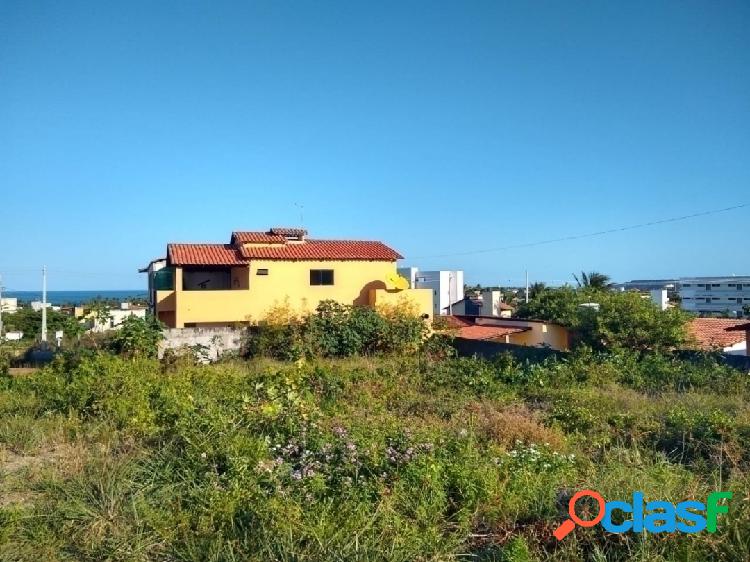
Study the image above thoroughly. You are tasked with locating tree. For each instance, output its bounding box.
[573,271,612,290]
[109,315,164,358]
[516,287,690,351]
[88,300,112,330]
[528,282,547,300]
[0,308,84,341]
[516,286,583,328]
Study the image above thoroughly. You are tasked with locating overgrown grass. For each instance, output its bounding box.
[0,349,748,560]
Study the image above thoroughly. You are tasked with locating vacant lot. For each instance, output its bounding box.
[0,350,748,561]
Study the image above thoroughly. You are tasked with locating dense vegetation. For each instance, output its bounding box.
[0,307,85,341]
[1,344,748,560]
[515,286,692,351]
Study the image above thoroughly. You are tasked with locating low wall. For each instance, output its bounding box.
[160,327,244,361]
[452,338,563,363]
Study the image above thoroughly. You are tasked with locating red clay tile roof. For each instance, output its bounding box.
[443,315,475,328]
[687,318,748,349]
[442,316,530,340]
[237,239,402,261]
[456,325,529,341]
[168,230,403,265]
[168,244,246,266]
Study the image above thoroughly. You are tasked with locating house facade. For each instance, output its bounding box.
[446,315,570,351]
[145,228,432,328]
[451,291,513,318]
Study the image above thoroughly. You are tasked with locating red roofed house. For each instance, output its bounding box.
[687,318,748,355]
[143,228,432,328]
[442,315,570,351]
[725,322,750,356]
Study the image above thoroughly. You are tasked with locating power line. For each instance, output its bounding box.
[409,202,749,259]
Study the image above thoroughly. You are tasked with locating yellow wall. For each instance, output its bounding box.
[159,260,428,327]
[474,317,570,351]
[369,288,434,321]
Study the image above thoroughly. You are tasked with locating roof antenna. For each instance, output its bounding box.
[294,202,304,228]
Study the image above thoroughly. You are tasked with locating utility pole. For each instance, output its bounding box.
[41,266,47,343]
[525,270,529,303]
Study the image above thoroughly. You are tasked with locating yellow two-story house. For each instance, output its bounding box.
[143,227,432,328]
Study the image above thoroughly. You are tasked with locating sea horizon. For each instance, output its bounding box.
[3,290,148,306]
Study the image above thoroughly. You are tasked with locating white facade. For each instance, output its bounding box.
[2,331,23,341]
[398,267,464,316]
[87,305,148,332]
[481,290,512,318]
[0,298,18,314]
[679,277,750,316]
[650,289,668,311]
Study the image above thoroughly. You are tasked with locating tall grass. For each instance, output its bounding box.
[0,350,747,560]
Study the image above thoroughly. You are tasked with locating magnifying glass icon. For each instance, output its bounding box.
[553,489,606,541]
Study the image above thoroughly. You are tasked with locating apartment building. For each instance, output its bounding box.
[679,277,750,316]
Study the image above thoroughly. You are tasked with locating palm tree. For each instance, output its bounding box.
[573,271,612,290]
[528,282,547,300]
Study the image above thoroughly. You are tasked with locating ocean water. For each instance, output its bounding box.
[4,290,148,306]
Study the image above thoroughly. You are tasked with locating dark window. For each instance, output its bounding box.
[256,269,269,276]
[310,269,334,285]
[738,284,743,290]
[705,298,711,303]
[712,284,720,287]
[737,298,743,304]
[705,285,711,291]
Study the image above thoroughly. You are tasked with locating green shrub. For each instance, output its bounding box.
[243,299,428,360]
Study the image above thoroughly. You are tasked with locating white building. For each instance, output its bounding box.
[87,303,148,332]
[0,297,18,314]
[679,277,750,316]
[398,267,464,316]
[2,331,23,341]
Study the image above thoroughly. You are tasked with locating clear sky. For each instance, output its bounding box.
[1,0,748,291]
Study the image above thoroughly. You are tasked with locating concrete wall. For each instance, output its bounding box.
[453,338,564,362]
[159,327,244,361]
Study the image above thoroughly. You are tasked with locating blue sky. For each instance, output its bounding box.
[1,0,748,290]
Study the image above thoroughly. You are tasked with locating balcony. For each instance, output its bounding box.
[177,289,255,325]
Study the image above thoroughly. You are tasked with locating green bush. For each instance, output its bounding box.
[243,299,427,360]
